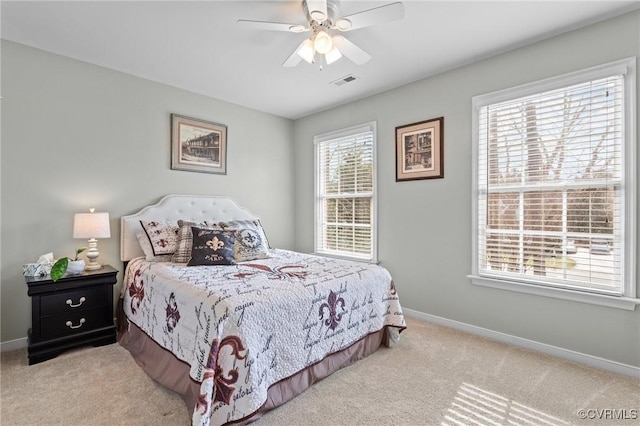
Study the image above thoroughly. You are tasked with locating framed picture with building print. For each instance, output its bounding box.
[395,116,444,181]
[171,114,227,174]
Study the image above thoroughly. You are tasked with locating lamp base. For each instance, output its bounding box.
[84,263,103,271]
[84,238,103,271]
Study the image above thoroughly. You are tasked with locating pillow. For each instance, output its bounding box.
[136,233,173,262]
[187,227,236,266]
[218,219,270,262]
[140,220,178,256]
[172,220,222,263]
[216,219,271,247]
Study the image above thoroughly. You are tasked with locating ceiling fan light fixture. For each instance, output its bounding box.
[297,38,315,63]
[325,46,342,64]
[314,30,333,55]
[335,18,352,31]
[309,10,327,22]
[289,24,307,33]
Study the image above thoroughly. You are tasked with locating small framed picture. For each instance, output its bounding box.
[395,117,444,181]
[171,114,227,174]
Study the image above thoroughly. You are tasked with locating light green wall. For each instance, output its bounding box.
[2,11,639,368]
[0,40,295,343]
[293,11,640,367]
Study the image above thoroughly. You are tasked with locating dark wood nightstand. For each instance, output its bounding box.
[25,265,118,365]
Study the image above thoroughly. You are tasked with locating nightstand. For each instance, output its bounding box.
[25,265,118,365]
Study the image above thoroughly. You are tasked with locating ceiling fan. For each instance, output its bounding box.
[237,0,404,68]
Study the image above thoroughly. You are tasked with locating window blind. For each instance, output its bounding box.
[316,125,375,261]
[477,74,625,295]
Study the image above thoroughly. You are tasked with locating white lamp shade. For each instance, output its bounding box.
[73,212,111,239]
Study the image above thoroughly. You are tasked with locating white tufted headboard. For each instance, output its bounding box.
[120,194,259,262]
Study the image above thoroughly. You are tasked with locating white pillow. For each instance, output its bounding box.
[136,232,173,262]
[139,220,179,256]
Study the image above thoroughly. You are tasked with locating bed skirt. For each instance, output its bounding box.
[116,299,393,425]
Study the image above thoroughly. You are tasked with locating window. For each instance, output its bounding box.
[471,58,638,310]
[315,122,377,262]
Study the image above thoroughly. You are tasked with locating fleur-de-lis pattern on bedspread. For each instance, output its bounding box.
[165,292,181,332]
[197,335,246,415]
[122,248,406,426]
[233,263,309,280]
[128,269,145,314]
[319,291,345,331]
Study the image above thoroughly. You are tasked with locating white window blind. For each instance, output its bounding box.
[315,122,377,262]
[471,58,637,307]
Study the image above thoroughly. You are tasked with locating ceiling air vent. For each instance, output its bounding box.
[331,74,359,87]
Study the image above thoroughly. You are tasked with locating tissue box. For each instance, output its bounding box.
[22,263,52,277]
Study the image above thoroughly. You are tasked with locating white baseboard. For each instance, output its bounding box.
[1,337,28,352]
[403,308,640,378]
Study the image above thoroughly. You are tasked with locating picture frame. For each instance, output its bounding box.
[171,114,227,175]
[395,117,444,181]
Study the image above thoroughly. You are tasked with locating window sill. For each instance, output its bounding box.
[313,251,378,264]
[468,275,640,311]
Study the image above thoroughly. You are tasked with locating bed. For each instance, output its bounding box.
[117,194,406,425]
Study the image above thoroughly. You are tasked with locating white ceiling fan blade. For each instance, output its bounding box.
[237,19,309,33]
[282,50,303,68]
[333,36,371,65]
[335,2,404,31]
[282,39,311,67]
[306,0,328,22]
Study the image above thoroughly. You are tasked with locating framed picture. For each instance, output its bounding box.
[395,117,444,181]
[171,114,227,174]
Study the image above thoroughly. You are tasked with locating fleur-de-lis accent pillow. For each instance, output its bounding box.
[187,227,236,266]
[172,220,223,263]
[217,219,271,262]
[140,220,179,256]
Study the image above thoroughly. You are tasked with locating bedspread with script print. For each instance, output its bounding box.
[122,248,406,426]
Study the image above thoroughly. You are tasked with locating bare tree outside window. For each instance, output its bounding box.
[481,75,622,291]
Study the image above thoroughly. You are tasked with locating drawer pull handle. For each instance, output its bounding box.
[66,297,86,308]
[65,318,86,329]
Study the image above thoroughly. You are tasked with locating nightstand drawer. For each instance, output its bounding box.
[40,286,106,316]
[40,309,110,340]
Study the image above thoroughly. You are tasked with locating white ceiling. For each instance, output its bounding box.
[2,1,638,119]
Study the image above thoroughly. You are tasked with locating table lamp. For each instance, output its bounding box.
[73,208,110,270]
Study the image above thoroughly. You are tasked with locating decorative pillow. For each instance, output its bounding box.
[139,220,178,256]
[172,220,222,263]
[136,233,173,262]
[218,219,270,262]
[187,227,236,266]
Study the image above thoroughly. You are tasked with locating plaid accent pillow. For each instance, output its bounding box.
[218,219,270,262]
[172,220,222,263]
[139,220,178,256]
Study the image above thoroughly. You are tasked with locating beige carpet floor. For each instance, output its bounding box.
[1,317,638,425]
